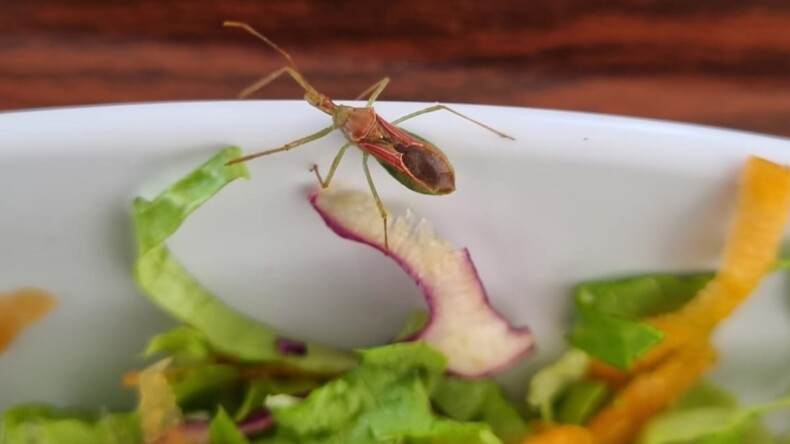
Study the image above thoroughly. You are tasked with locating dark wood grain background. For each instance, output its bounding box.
[2,0,790,137]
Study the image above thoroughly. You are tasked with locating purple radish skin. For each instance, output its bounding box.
[309,184,534,376]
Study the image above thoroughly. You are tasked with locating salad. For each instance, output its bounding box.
[1,147,789,443]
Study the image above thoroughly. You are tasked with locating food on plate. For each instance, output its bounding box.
[2,149,789,443]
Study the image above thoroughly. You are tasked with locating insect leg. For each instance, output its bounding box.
[362,152,390,251]
[390,104,515,140]
[226,124,338,165]
[310,142,352,188]
[354,77,391,107]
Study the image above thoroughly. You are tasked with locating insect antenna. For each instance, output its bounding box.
[223,21,321,99]
[223,21,298,69]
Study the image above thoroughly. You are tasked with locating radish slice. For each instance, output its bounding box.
[310,185,534,376]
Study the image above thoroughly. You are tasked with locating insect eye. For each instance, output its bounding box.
[401,146,454,193]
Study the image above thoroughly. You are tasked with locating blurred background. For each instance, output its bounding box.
[1,0,790,137]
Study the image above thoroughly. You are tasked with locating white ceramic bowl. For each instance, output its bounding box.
[1,101,789,431]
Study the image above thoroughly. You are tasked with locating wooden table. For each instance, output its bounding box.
[2,0,790,137]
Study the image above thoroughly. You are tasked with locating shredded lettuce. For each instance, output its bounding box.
[394,311,528,442]
[143,325,213,365]
[0,405,140,444]
[210,407,251,444]
[132,147,357,374]
[556,380,610,425]
[575,273,711,318]
[568,273,711,369]
[526,349,590,421]
[235,377,322,422]
[394,310,431,341]
[432,377,527,443]
[170,363,242,409]
[671,382,738,410]
[266,342,501,444]
[568,306,663,370]
[638,389,790,444]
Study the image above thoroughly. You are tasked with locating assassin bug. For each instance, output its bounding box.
[223,21,514,250]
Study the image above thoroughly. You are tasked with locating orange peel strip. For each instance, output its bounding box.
[0,287,57,354]
[586,359,630,388]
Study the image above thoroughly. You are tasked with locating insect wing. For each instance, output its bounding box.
[358,116,455,195]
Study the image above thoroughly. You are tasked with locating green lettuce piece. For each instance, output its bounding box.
[432,377,528,443]
[569,273,711,369]
[143,325,213,364]
[568,307,664,370]
[667,383,776,444]
[132,147,357,374]
[526,349,590,421]
[267,342,501,444]
[394,310,430,341]
[235,377,323,421]
[0,405,140,444]
[672,382,738,410]
[144,326,246,411]
[575,273,711,318]
[556,380,610,425]
[210,407,250,444]
[638,386,790,444]
[170,364,243,410]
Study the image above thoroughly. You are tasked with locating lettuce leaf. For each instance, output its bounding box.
[526,349,590,421]
[671,382,738,410]
[143,325,213,365]
[568,306,664,370]
[235,377,322,422]
[432,377,527,443]
[0,405,140,444]
[266,342,501,444]
[638,383,789,444]
[394,310,431,341]
[568,273,711,369]
[574,273,712,318]
[556,379,610,425]
[210,407,251,444]
[132,147,357,374]
[170,364,242,410]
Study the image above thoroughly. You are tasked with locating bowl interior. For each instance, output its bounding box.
[1,101,789,432]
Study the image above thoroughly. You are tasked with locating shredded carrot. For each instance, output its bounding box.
[587,340,716,444]
[586,359,629,388]
[522,423,595,444]
[580,156,790,443]
[677,156,790,326]
[0,287,56,354]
